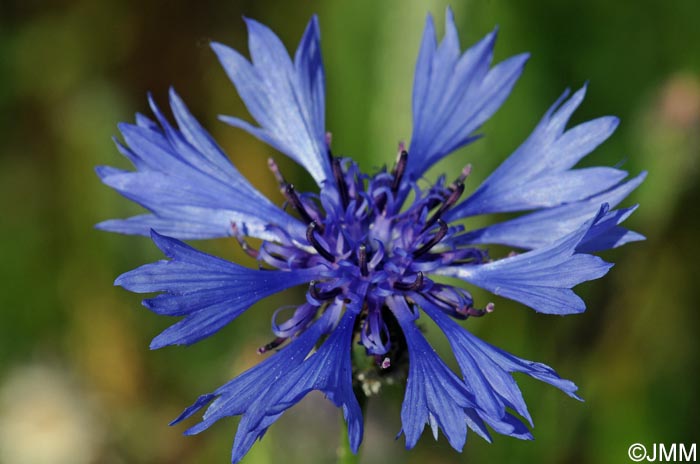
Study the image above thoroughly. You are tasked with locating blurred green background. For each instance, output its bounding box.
[1,0,698,463]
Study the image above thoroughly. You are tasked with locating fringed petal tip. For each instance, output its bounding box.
[453,171,646,251]
[115,231,319,348]
[449,83,625,220]
[407,8,528,179]
[210,14,331,186]
[438,206,621,315]
[99,89,304,242]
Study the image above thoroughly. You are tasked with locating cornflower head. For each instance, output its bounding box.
[98,8,645,462]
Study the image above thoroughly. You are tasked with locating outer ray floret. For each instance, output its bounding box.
[451,172,646,250]
[436,205,616,315]
[96,90,305,241]
[229,305,363,463]
[170,300,343,434]
[418,297,580,426]
[387,296,532,450]
[115,231,325,348]
[447,85,628,220]
[212,15,332,186]
[407,7,530,180]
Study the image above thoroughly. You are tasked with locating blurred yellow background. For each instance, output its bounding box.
[0,0,698,463]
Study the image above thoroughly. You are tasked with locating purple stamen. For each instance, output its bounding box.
[453,164,472,186]
[413,219,448,257]
[358,243,369,276]
[286,184,316,226]
[332,157,350,209]
[230,223,259,258]
[267,158,287,193]
[271,304,317,338]
[257,336,286,354]
[308,280,342,300]
[457,302,495,318]
[391,150,408,192]
[394,272,424,291]
[423,181,465,232]
[452,164,472,188]
[306,222,335,262]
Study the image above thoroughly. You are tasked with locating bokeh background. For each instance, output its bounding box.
[1,0,698,463]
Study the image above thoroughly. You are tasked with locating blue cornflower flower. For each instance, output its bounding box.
[98,8,645,461]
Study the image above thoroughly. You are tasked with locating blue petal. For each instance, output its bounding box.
[231,306,363,459]
[115,231,321,348]
[230,414,278,464]
[97,91,304,241]
[212,16,331,186]
[387,296,476,451]
[420,298,580,427]
[97,212,278,241]
[577,204,644,253]
[171,304,338,433]
[436,207,614,314]
[407,8,529,179]
[448,85,625,219]
[452,172,646,250]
